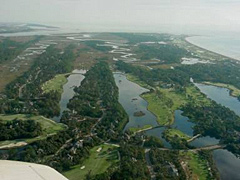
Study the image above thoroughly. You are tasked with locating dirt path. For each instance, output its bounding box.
[0,142,28,149]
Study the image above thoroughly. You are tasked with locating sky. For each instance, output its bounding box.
[1,0,240,34]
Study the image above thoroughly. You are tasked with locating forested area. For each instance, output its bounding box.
[0,119,42,140]
[113,33,170,44]
[66,62,128,140]
[1,62,129,173]
[0,37,41,63]
[1,45,75,117]
[136,44,189,63]
[89,142,150,180]
[182,103,240,155]
[178,61,240,89]
[149,148,186,179]
[116,60,190,87]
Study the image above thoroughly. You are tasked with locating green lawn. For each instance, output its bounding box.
[63,144,119,180]
[0,114,66,147]
[164,128,190,141]
[41,74,68,94]
[181,151,211,180]
[142,89,187,125]
[142,92,172,125]
[129,124,153,133]
[125,74,212,126]
[185,85,211,106]
[126,74,152,90]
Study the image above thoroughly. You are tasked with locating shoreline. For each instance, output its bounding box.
[202,82,240,98]
[184,36,240,62]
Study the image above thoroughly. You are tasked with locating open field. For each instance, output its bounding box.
[142,92,173,125]
[42,74,68,94]
[63,144,119,180]
[0,59,33,92]
[186,85,212,106]
[0,114,66,148]
[142,88,187,125]
[126,74,152,89]
[180,151,212,180]
[203,82,240,97]
[164,128,190,141]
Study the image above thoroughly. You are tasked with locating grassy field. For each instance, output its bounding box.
[125,74,211,126]
[203,82,240,97]
[126,74,152,90]
[63,144,119,180]
[142,88,187,125]
[164,128,190,141]
[129,124,153,133]
[41,74,68,94]
[186,85,212,106]
[181,151,211,180]
[142,92,173,125]
[0,114,66,147]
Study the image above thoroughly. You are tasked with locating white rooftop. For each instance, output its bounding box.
[0,160,68,180]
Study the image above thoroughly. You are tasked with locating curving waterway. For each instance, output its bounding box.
[195,83,240,116]
[114,73,158,131]
[193,83,240,180]
[52,70,85,122]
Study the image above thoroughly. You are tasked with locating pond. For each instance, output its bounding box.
[172,110,195,136]
[194,82,240,179]
[195,83,240,116]
[145,127,171,148]
[52,70,85,122]
[213,149,240,180]
[114,73,158,131]
[189,136,220,148]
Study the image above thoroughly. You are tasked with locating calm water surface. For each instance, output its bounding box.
[190,136,219,148]
[187,36,240,60]
[52,70,85,122]
[213,149,240,180]
[195,83,240,116]
[114,73,158,131]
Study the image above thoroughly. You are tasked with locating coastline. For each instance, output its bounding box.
[184,36,240,62]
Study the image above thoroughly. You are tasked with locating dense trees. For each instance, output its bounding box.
[116,60,190,87]
[178,61,240,89]
[182,102,240,155]
[113,33,170,44]
[90,143,150,180]
[136,44,189,63]
[0,119,42,140]
[0,37,41,63]
[2,45,75,117]
[149,148,186,179]
[66,62,128,140]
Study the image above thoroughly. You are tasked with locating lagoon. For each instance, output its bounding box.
[52,70,85,122]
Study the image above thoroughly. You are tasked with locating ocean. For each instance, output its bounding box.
[186,35,240,61]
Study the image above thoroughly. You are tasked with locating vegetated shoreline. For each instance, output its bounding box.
[185,36,240,62]
[124,74,160,127]
[125,73,174,126]
[0,114,66,149]
[202,81,240,98]
[140,92,174,126]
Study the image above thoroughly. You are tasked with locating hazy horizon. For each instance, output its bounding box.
[1,0,240,35]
